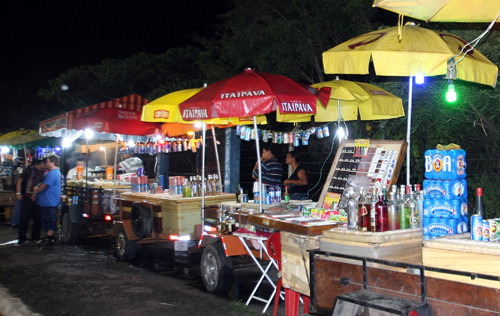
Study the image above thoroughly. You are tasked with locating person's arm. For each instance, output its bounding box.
[284,169,308,186]
[16,177,23,200]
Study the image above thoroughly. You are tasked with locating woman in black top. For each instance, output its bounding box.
[283,152,308,200]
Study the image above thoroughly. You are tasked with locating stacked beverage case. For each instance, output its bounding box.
[423,148,469,240]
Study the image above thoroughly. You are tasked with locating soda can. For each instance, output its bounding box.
[483,219,490,241]
[288,132,294,142]
[316,128,324,139]
[137,168,144,176]
[489,219,497,242]
[497,219,500,242]
[323,125,330,137]
[471,214,483,241]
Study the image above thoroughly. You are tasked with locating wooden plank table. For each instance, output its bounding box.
[247,213,338,235]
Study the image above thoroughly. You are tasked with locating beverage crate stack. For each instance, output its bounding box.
[423,148,469,239]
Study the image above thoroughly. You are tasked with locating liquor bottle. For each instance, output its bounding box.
[235,184,241,203]
[190,176,197,197]
[284,186,290,204]
[387,191,400,231]
[474,187,486,218]
[414,184,424,228]
[375,191,389,232]
[357,187,371,231]
[369,187,377,232]
[400,185,412,229]
[346,188,358,230]
[409,190,419,228]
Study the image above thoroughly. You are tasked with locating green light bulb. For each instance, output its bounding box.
[446,84,457,103]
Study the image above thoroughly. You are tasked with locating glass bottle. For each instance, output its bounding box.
[284,186,290,204]
[357,187,371,231]
[387,191,400,231]
[413,184,424,228]
[474,187,486,219]
[235,184,241,203]
[375,191,388,232]
[206,174,213,196]
[401,185,413,229]
[346,188,358,230]
[369,187,377,232]
[191,176,197,197]
[182,177,191,198]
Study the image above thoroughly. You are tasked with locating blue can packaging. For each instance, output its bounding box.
[471,214,483,241]
[422,216,431,237]
[447,218,457,234]
[483,219,490,241]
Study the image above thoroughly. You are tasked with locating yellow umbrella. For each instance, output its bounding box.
[323,23,498,87]
[311,79,404,121]
[322,23,498,185]
[373,0,500,23]
[142,88,267,127]
[0,129,45,146]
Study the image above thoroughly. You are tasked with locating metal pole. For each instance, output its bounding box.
[211,126,223,193]
[253,116,263,214]
[201,124,206,227]
[406,76,413,186]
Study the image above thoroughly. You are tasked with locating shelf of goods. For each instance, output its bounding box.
[119,192,235,239]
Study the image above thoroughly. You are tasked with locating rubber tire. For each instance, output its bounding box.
[115,227,137,261]
[201,242,233,294]
[61,212,79,243]
[131,203,153,238]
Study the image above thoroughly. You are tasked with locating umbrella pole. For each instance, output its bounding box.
[201,123,206,228]
[253,116,263,214]
[211,126,223,193]
[406,76,413,186]
[112,136,119,212]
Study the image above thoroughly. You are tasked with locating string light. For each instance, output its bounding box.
[446,80,457,103]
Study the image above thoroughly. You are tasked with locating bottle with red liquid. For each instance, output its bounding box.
[375,191,389,232]
[357,187,371,231]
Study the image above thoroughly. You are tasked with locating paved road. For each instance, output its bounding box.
[0,222,310,316]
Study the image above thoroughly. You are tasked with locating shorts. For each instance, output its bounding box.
[41,206,58,231]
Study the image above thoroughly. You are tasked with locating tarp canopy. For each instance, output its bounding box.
[39,94,162,141]
[0,129,57,149]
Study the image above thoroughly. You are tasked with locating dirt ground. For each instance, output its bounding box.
[0,222,303,316]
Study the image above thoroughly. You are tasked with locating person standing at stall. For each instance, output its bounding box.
[32,155,61,248]
[252,145,283,186]
[283,151,308,200]
[118,152,144,174]
[15,159,46,245]
[66,157,92,180]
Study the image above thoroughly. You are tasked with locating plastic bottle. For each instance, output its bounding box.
[357,187,371,231]
[275,186,282,203]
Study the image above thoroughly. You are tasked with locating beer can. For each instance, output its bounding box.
[496,219,500,242]
[489,219,497,242]
[471,214,482,241]
[323,125,330,137]
[483,219,490,241]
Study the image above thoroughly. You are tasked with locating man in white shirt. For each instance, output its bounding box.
[118,153,144,174]
[66,158,92,180]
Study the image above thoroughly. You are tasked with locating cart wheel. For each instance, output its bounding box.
[61,212,79,243]
[201,242,233,294]
[131,203,153,238]
[115,227,137,261]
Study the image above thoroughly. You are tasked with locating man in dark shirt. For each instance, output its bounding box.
[16,159,46,245]
[252,145,283,186]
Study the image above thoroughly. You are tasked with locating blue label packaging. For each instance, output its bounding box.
[423,198,468,219]
[423,179,467,200]
[424,149,466,180]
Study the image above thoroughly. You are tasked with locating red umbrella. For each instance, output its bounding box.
[69,94,160,136]
[180,69,320,213]
[179,69,317,120]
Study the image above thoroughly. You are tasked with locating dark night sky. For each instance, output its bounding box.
[0,0,230,130]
